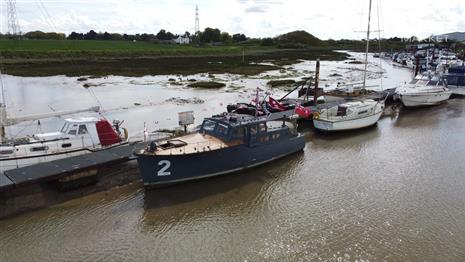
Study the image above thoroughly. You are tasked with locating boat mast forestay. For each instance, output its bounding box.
[362,0,373,90]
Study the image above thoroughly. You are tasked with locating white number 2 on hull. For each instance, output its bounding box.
[157,160,171,176]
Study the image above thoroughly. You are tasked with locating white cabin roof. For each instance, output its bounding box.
[64,117,100,124]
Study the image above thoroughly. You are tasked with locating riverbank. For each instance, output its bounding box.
[0,40,347,76]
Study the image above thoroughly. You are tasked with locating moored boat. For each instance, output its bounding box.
[0,117,128,172]
[395,74,451,107]
[135,114,305,187]
[313,99,384,131]
[445,66,465,96]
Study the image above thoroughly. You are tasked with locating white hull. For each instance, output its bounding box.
[400,91,452,107]
[313,111,383,131]
[448,86,465,96]
[0,149,89,173]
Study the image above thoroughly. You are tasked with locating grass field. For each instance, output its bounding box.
[0,39,348,76]
[0,39,272,58]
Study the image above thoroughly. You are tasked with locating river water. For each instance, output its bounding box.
[2,53,465,261]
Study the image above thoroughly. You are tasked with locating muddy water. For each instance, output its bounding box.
[3,54,465,261]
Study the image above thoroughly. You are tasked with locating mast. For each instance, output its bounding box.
[362,0,373,90]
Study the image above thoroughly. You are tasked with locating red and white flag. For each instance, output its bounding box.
[268,96,286,111]
[295,104,312,119]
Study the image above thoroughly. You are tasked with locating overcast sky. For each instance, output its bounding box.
[1,0,464,39]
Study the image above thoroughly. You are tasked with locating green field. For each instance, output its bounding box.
[0,39,271,58]
[0,39,347,76]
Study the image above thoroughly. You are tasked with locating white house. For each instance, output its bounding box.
[174,36,190,45]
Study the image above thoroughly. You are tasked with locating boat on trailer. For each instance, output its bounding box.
[135,113,305,187]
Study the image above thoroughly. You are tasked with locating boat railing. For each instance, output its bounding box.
[166,140,225,155]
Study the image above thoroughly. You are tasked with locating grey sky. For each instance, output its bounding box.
[1,0,464,39]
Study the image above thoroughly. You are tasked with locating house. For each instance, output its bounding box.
[174,36,190,45]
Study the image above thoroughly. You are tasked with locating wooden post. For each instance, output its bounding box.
[414,56,420,76]
[314,59,320,105]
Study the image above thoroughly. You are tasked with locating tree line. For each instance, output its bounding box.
[0,28,250,44]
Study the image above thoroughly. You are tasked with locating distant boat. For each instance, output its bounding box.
[445,65,465,96]
[395,73,451,107]
[135,114,305,187]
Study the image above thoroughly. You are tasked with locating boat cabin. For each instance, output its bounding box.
[446,66,465,87]
[147,114,297,155]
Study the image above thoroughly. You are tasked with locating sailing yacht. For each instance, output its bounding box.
[313,0,385,132]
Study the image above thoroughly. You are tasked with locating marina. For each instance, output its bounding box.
[1,0,465,260]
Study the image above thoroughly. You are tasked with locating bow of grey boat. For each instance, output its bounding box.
[134,114,305,187]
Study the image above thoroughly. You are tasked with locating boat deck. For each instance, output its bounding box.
[0,143,140,191]
[154,133,230,156]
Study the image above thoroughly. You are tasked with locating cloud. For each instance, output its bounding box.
[244,5,268,13]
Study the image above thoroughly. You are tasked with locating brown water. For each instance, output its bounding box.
[1,98,465,261]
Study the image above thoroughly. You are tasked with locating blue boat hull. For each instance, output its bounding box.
[136,135,305,186]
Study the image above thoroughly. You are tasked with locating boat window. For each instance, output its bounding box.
[427,80,438,86]
[60,123,69,133]
[258,123,267,133]
[358,110,368,115]
[337,106,347,116]
[68,124,78,135]
[250,125,258,135]
[0,149,13,155]
[78,125,88,135]
[202,120,216,132]
[216,123,229,136]
[409,79,419,84]
[272,133,281,140]
[61,143,72,148]
[30,146,49,152]
[233,127,246,138]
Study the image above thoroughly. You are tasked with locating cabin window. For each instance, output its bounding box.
[250,125,258,135]
[358,110,368,115]
[337,106,347,116]
[216,123,229,136]
[260,136,270,143]
[258,123,267,133]
[202,120,216,132]
[78,125,88,135]
[30,146,49,152]
[233,127,246,138]
[68,124,78,135]
[272,133,281,140]
[62,143,72,148]
[0,149,13,155]
[60,123,69,133]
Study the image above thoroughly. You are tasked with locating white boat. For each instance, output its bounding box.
[395,74,451,107]
[313,0,385,132]
[0,117,128,172]
[0,71,129,172]
[313,100,384,131]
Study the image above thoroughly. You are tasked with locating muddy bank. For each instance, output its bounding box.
[0,49,348,77]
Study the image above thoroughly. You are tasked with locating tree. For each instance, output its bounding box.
[261,37,274,46]
[102,32,111,40]
[68,32,84,40]
[201,27,221,43]
[220,32,232,43]
[84,30,98,40]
